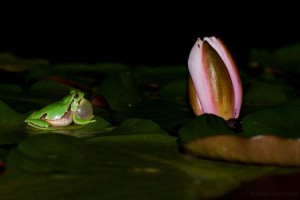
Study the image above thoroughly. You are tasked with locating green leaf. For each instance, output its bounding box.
[249,44,300,83]
[109,118,168,136]
[27,62,129,86]
[242,105,300,139]
[130,99,193,131]
[28,80,74,99]
[242,81,295,115]
[159,78,188,102]
[0,101,27,145]
[273,44,300,72]
[0,52,48,72]
[0,83,24,94]
[2,132,297,200]
[1,46,300,199]
[179,114,300,167]
[94,72,142,122]
[178,114,235,144]
[249,49,273,67]
[244,82,291,105]
[94,71,192,130]
[24,116,112,138]
[4,134,194,200]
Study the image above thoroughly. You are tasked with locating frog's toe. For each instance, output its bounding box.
[73,114,95,125]
[25,119,50,129]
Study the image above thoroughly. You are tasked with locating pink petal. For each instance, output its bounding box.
[188,38,216,114]
[204,37,243,118]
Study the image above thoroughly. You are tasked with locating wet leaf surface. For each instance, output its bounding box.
[0,44,300,199]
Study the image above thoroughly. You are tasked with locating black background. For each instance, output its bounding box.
[1,9,300,70]
[2,29,299,67]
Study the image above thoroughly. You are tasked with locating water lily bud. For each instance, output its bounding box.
[188,37,243,121]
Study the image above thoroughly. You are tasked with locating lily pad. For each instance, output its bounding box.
[0,52,48,72]
[24,116,112,138]
[28,79,74,100]
[1,40,300,199]
[129,99,193,132]
[94,72,142,122]
[159,78,188,102]
[179,114,300,167]
[178,114,235,144]
[0,101,27,146]
[1,123,297,200]
[242,81,295,115]
[3,126,195,200]
[249,43,300,88]
[110,118,168,135]
[242,104,300,139]
[244,82,292,106]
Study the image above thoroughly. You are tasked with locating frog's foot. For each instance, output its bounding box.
[73,115,96,125]
[25,119,55,130]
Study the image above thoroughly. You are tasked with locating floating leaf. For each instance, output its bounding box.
[1,129,297,199]
[159,78,188,103]
[24,116,111,138]
[3,133,195,199]
[28,80,75,102]
[273,44,300,71]
[94,72,142,122]
[0,52,48,72]
[244,82,291,106]
[249,44,300,77]
[242,104,300,139]
[29,79,74,94]
[0,101,27,146]
[0,43,299,199]
[179,114,300,167]
[109,118,167,136]
[0,83,24,94]
[242,81,295,115]
[129,99,193,132]
[178,114,235,144]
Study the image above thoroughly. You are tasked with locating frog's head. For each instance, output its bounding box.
[69,90,85,112]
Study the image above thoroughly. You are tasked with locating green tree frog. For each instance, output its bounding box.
[25,90,96,130]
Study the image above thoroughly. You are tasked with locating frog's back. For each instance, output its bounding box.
[27,101,69,120]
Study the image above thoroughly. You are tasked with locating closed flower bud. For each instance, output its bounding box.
[188,37,242,121]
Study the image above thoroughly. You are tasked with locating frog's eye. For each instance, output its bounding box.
[74,93,79,99]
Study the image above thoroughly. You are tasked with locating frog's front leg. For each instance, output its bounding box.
[25,119,53,130]
[73,114,96,125]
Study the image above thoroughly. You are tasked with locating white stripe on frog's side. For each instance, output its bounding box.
[43,109,73,127]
